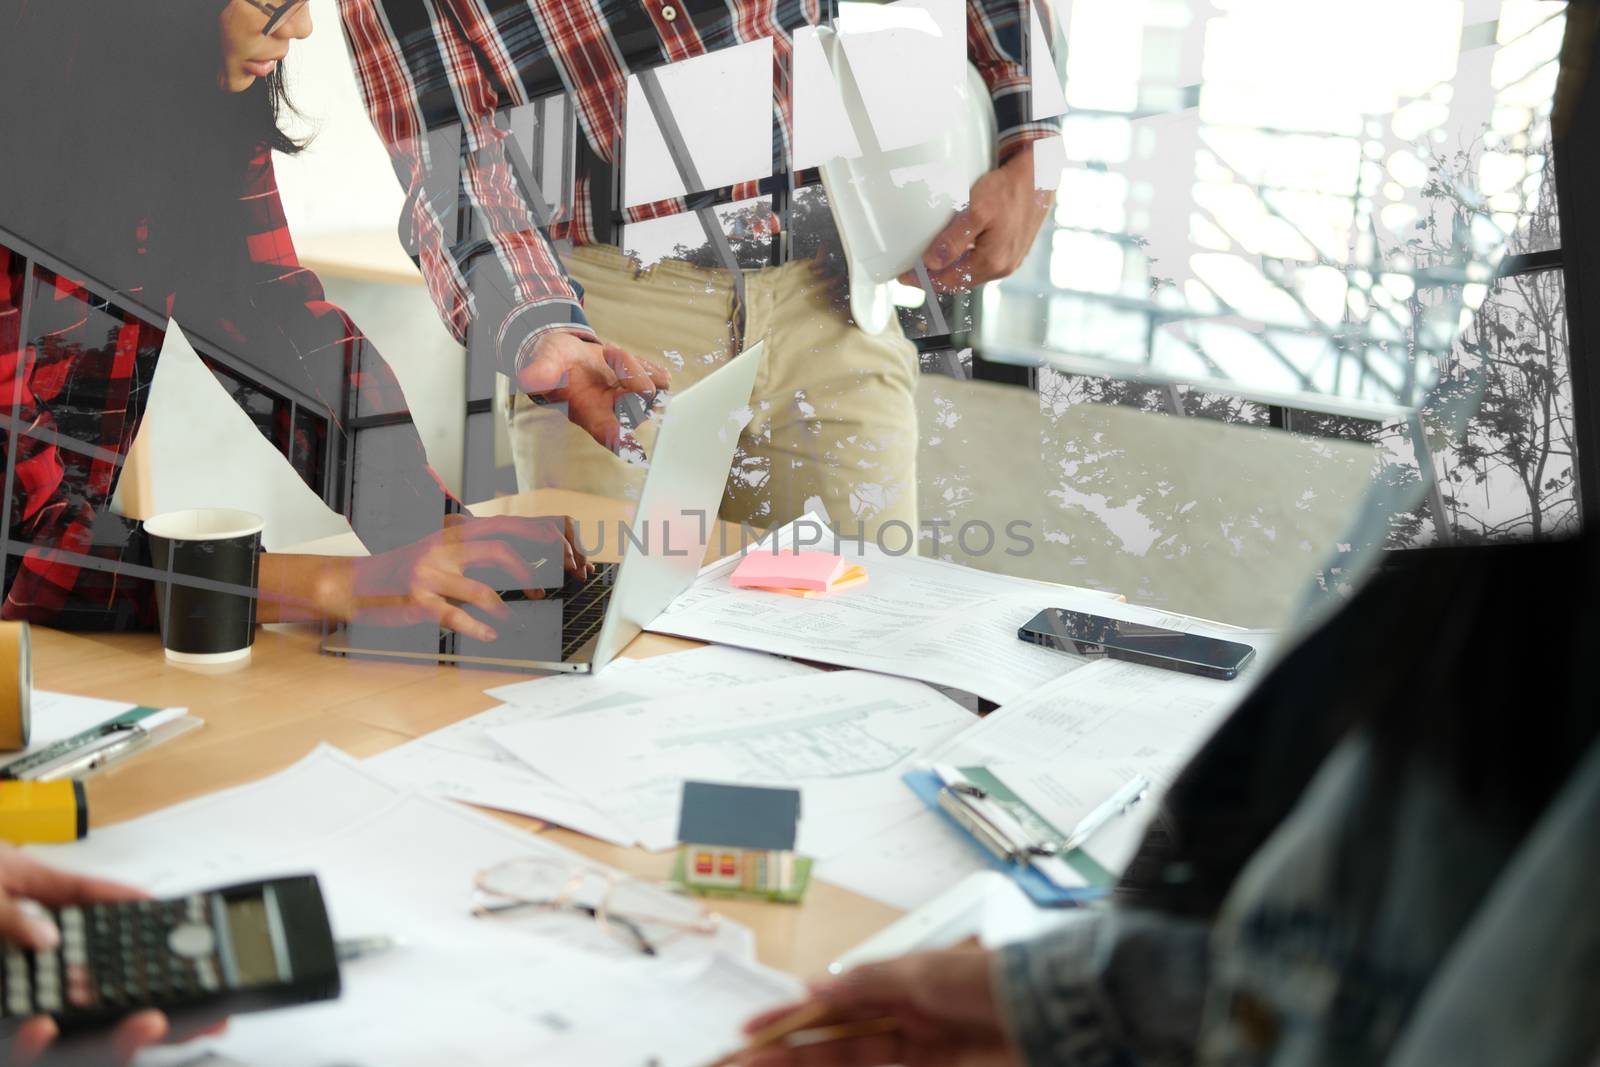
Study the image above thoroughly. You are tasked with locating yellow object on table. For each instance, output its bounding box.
[0,620,32,751]
[0,780,88,844]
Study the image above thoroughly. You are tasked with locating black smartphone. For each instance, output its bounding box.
[1018,608,1255,680]
[0,875,341,1034]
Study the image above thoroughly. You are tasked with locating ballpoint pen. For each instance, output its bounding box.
[1061,775,1151,853]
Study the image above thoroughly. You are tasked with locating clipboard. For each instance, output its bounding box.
[902,767,1115,908]
[0,706,202,781]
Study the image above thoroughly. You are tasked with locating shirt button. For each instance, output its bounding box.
[660,4,678,21]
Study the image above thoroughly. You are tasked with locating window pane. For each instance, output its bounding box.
[1434,267,1578,540]
[1509,134,1559,255]
[980,1,1569,420]
[1293,266,1579,546]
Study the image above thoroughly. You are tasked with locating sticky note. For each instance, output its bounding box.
[731,552,850,592]
[774,565,869,598]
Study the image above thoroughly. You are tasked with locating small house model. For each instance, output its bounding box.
[676,781,802,895]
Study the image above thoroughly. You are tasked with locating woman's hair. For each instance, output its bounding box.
[0,0,308,309]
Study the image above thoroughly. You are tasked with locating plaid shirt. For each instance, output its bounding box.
[338,0,1058,379]
[1,151,449,629]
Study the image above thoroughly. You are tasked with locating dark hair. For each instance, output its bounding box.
[0,0,310,311]
[264,64,313,158]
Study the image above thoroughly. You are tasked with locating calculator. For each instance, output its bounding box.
[1,875,341,1032]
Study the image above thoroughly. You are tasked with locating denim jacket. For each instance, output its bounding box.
[995,537,1600,1067]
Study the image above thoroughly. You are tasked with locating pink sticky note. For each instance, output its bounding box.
[730,551,848,592]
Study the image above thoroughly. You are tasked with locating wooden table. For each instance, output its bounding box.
[36,490,903,980]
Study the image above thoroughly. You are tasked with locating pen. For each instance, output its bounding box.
[335,935,402,963]
[1061,775,1151,853]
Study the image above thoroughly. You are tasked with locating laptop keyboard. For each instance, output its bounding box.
[559,562,619,660]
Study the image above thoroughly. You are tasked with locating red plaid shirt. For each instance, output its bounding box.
[1,152,450,629]
[338,0,1058,378]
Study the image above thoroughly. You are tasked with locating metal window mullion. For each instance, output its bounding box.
[1554,4,1600,529]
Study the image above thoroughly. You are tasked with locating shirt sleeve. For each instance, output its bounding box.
[994,911,1211,1067]
[967,0,1063,162]
[337,0,595,384]
[1,254,162,630]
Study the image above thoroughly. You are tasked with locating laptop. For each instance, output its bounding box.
[321,341,766,674]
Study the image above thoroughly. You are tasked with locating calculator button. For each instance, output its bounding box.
[196,959,221,992]
[167,923,217,960]
[5,949,31,1016]
[35,980,62,1014]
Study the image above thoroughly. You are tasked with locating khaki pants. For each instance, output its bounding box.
[498,244,919,538]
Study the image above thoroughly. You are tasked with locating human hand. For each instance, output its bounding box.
[332,515,592,642]
[0,845,193,1065]
[516,329,671,451]
[900,142,1054,295]
[736,947,1020,1067]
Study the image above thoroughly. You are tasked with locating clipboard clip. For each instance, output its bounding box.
[935,778,1058,863]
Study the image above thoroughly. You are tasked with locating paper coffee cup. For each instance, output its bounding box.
[143,509,264,664]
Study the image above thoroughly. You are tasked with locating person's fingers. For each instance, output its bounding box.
[925,208,982,272]
[457,539,538,588]
[567,390,625,452]
[421,593,497,643]
[12,1016,58,1064]
[924,251,980,293]
[435,572,511,621]
[957,242,1013,289]
[604,344,670,395]
[110,1010,171,1064]
[0,894,62,951]
[563,516,591,576]
[450,516,579,577]
[813,960,920,1012]
[2,853,148,910]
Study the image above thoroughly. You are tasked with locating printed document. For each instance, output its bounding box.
[489,671,975,853]
[647,515,1262,703]
[364,647,816,844]
[34,747,799,1067]
[815,659,1253,909]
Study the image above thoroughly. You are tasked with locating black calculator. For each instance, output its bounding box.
[1,875,341,1032]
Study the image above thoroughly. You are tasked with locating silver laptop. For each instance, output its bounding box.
[322,342,766,674]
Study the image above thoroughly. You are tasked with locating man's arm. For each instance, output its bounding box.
[903,0,1063,293]
[336,0,667,450]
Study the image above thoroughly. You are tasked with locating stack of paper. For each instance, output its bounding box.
[649,514,1265,704]
[486,670,977,856]
[35,747,800,1067]
[815,658,1252,910]
[363,647,818,845]
[730,551,868,598]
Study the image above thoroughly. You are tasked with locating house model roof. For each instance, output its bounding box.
[677,781,801,851]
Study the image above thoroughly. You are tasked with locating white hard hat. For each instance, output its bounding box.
[816,25,998,335]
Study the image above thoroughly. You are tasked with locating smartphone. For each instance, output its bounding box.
[0,875,341,1033]
[1018,608,1255,680]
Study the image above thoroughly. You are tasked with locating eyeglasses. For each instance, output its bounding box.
[472,857,721,957]
[238,0,310,36]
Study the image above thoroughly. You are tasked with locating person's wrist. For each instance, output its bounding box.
[313,557,356,622]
